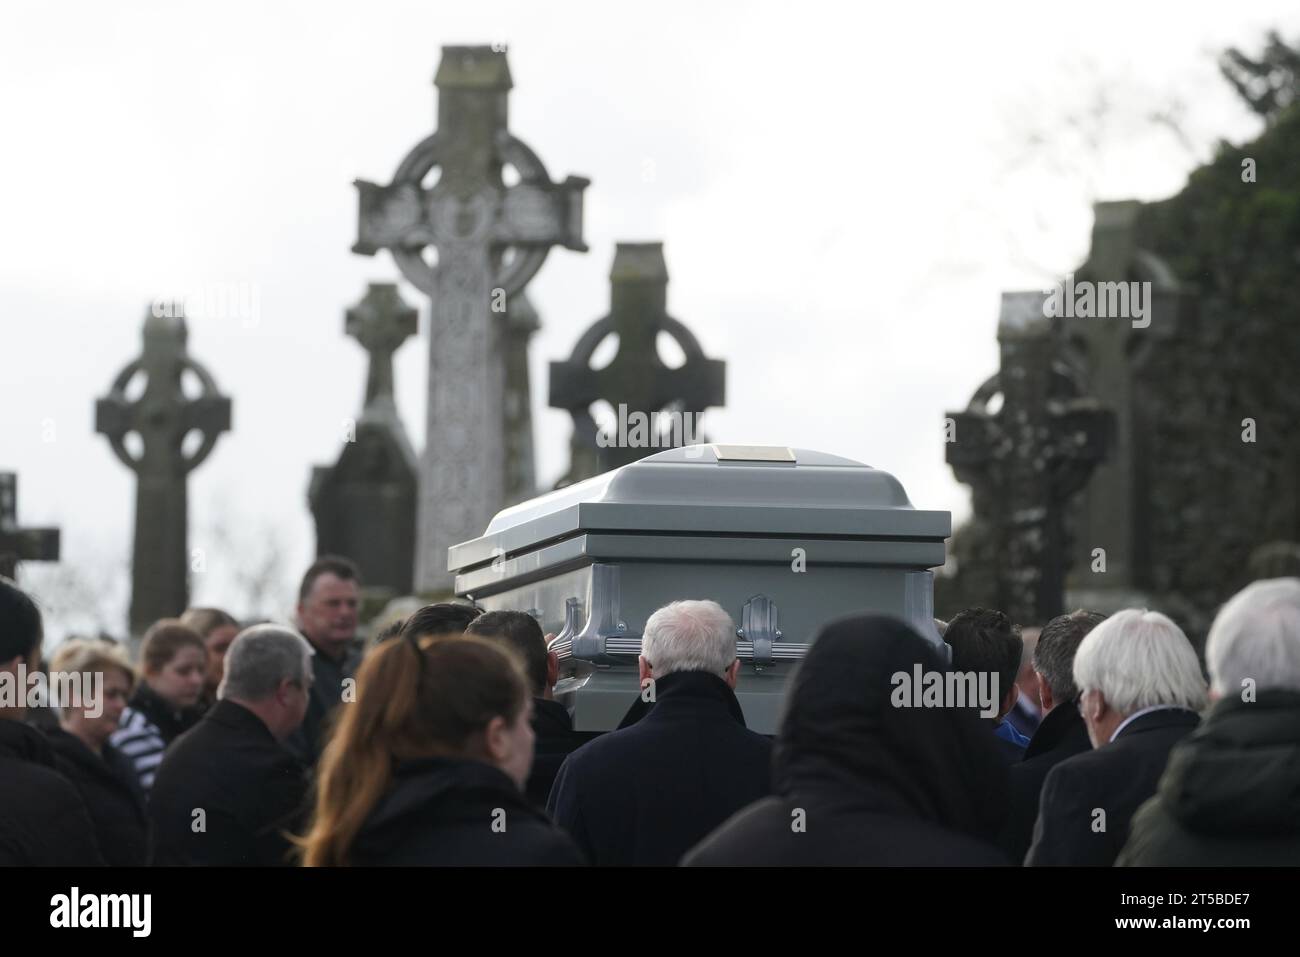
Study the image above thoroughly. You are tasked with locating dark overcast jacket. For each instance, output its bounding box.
[0,719,104,866]
[547,670,772,866]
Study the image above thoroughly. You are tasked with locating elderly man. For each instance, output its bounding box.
[149,625,313,866]
[1119,579,1300,865]
[285,556,362,765]
[1026,610,1205,865]
[546,599,772,866]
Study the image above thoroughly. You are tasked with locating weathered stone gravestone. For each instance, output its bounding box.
[96,307,231,637]
[0,472,59,581]
[1062,201,1188,613]
[353,46,589,593]
[310,283,419,598]
[945,292,1112,625]
[549,243,726,487]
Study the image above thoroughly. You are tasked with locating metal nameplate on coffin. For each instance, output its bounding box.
[710,445,797,463]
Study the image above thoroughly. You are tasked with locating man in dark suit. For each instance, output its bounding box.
[150,625,313,866]
[466,610,582,808]
[1027,608,1206,866]
[547,599,772,866]
[1001,609,1107,863]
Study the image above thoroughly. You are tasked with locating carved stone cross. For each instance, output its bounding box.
[549,243,726,485]
[346,283,417,407]
[353,46,588,593]
[96,308,231,636]
[1066,200,1185,597]
[946,292,1113,624]
[0,472,60,581]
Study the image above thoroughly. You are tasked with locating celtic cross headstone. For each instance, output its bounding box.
[549,242,726,486]
[96,308,231,637]
[353,46,588,593]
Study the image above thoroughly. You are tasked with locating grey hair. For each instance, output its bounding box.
[1206,578,1300,697]
[219,624,313,702]
[1072,609,1208,716]
[641,600,737,679]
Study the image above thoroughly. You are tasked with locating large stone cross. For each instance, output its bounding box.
[946,292,1113,624]
[96,308,231,637]
[353,46,588,593]
[549,243,726,484]
[0,472,60,581]
[1066,200,1184,600]
[346,283,417,407]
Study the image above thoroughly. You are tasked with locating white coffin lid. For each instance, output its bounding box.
[447,445,951,574]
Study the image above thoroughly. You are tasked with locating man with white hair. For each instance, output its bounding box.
[1026,609,1206,866]
[149,624,314,865]
[1119,578,1300,866]
[546,599,772,865]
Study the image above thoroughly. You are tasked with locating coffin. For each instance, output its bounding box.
[449,445,951,733]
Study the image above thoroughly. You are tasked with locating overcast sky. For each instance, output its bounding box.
[1,0,1293,637]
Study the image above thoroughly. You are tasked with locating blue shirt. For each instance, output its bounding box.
[993,718,1031,750]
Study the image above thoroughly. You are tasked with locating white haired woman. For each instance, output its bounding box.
[1025,609,1207,866]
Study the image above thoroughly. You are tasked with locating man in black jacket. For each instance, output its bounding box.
[1000,609,1106,863]
[285,556,364,766]
[547,599,772,866]
[467,610,582,807]
[1026,609,1206,866]
[0,578,104,866]
[1119,578,1300,866]
[150,625,313,865]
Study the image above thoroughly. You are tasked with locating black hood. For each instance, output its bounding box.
[1158,689,1300,837]
[773,614,1010,841]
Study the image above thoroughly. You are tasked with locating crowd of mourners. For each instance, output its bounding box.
[2,554,1298,867]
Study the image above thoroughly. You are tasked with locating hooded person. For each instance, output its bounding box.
[683,614,1010,866]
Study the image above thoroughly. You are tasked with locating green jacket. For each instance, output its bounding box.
[1118,690,1300,866]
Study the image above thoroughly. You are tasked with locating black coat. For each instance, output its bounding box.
[547,671,772,866]
[526,698,582,809]
[1118,690,1300,866]
[1026,707,1199,866]
[0,719,104,866]
[284,637,362,766]
[999,702,1092,863]
[350,757,584,866]
[44,727,149,867]
[149,700,309,866]
[684,616,1009,867]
